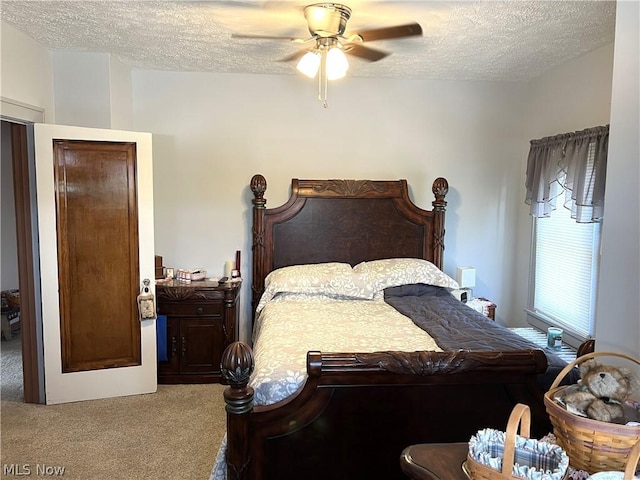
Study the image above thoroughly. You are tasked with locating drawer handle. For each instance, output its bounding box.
[181,336,187,357]
[196,307,204,315]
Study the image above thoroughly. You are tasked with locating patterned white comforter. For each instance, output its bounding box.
[210,294,441,479]
[250,294,442,404]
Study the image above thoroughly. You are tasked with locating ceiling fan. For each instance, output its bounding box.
[231,2,422,106]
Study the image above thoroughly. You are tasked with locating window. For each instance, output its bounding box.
[524,126,607,345]
[529,199,600,339]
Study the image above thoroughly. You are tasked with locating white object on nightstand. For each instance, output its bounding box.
[456,266,476,300]
[456,266,476,288]
[450,289,468,303]
[467,298,492,317]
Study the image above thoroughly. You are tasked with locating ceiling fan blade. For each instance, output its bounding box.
[278,50,308,63]
[343,44,389,62]
[352,22,423,42]
[215,1,267,8]
[231,33,302,41]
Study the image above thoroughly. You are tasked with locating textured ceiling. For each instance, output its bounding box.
[1,0,616,81]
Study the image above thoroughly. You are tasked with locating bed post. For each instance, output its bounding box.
[431,177,448,270]
[221,341,255,480]
[250,174,267,318]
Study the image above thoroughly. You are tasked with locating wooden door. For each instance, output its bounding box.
[34,124,156,404]
[55,140,141,373]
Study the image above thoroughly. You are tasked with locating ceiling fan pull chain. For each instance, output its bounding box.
[320,49,328,108]
[318,56,323,103]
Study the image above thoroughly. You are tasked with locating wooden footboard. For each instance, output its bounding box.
[221,342,551,480]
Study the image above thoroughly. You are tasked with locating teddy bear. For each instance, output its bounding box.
[561,358,640,424]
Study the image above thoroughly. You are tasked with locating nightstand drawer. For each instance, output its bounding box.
[157,302,222,317]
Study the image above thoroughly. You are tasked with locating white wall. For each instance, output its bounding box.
[53,52,112,128]
[514,43,615,334]
[0,21,55,121]
[594,1,639,358]
[51,52,134,129]
[524,44,614,139]
[109,56,134,131]
[0,20,52,294]
[133,70,526,339]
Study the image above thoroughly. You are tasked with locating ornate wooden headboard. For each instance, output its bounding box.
[249,174,449,316]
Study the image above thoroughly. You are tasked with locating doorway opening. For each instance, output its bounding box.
[1,98,46,404]
[1,121,24,401]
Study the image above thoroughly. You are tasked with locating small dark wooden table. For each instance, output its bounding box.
[400,443,469,480]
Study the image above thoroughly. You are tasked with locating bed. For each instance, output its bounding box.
[213,174,579,480]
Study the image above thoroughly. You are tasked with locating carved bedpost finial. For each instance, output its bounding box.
[251,174,267,209]
[221,342,254,387]
[432,177,448,212]
[221,342,255,414]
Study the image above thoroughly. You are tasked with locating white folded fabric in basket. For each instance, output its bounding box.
[469,428,569,480]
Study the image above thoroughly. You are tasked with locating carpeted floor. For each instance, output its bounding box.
[0,330,23,402]
[1,332,227,479]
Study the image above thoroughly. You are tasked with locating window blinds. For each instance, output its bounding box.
[533,203,599,337]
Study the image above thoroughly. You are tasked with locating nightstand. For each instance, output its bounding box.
[156,279,241,384]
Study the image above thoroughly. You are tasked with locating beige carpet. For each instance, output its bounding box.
[1,334,227,480]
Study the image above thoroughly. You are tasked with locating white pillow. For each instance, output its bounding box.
[256,262,375,313]
[353,258,459,294]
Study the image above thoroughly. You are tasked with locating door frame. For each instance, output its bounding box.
[1,97,46,403]
[35,124,156,404]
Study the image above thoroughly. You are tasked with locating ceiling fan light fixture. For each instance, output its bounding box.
[234,2,423,107]
[296,50,321,78]
[234,2,424,107]
[326,47,348,80]
[304,3,351,37]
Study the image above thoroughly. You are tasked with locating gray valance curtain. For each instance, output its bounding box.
[525,125,609,223]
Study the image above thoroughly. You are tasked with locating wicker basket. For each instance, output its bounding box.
[587,439,640,479]
[466,403,569,479]
[544,351,640,474]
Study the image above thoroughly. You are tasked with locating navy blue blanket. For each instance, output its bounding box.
[384,284,578,391]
